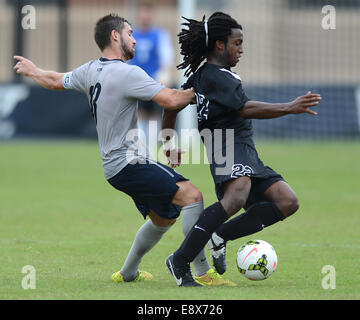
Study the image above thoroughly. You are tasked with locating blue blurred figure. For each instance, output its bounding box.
[130,1,174,140]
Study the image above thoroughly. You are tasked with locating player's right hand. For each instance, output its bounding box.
[13,56,37,77]
[164,148,186,168]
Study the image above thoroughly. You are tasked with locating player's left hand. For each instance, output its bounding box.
[164,148,186,168]
[289,91,322,115]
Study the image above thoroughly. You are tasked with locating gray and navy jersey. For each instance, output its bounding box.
[62,57,164,179]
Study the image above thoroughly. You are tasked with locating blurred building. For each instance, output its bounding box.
[1,0,359,84]
[0,0,359,140]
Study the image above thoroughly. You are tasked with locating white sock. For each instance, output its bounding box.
[121,219,171,281]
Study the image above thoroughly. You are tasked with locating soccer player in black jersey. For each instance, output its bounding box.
[164,12,322,286]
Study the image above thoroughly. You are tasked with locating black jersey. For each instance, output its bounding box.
[183,64,285,200]
[182,63,252,143]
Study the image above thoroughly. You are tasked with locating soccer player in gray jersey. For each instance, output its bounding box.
[14,13,234,287]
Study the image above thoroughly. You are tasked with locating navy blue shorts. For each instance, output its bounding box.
[108,159,188,219]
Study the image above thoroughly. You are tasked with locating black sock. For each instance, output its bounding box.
[174,202,228,267]
[215,202,284,241]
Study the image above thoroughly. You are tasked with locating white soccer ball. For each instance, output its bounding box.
[236,240,278,281]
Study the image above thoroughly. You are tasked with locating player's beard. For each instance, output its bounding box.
[120,38,134,61]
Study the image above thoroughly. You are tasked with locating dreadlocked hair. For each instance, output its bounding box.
[177,12,242,77]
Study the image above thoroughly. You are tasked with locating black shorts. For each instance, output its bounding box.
[108,159,188,219]
[209,142,284,208]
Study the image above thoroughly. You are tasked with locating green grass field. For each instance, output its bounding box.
[1,140,359,300]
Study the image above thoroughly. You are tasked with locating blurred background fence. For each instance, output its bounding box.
[0,0,359,140]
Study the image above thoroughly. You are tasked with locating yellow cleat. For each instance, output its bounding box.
[194,268,236,287]
[111,270,154,283]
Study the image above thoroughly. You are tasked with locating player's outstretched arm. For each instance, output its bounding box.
[239,91,322,119]
[152,87,195,110]
[13,56,65,90]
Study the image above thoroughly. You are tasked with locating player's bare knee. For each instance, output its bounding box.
[288,197,300,216]
[221,178,250,216]
[173,181,203,207]
[185,184,203,204]
[221,193,247,217]
[182,185,203,206]
[279,195,299,218]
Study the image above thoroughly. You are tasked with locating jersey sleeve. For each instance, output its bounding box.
[125,66,165,101]
[62,62,90,94]
[211,69,250,111]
